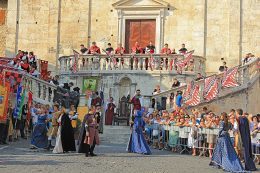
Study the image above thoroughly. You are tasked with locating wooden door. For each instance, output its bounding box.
[125,19,156,53]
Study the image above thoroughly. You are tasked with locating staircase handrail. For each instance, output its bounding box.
[152,58,259,99]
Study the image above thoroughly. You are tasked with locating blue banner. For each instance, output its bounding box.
[13,84,23,119]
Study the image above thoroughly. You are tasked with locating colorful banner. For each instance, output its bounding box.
[13,84,23,119]
[40,60,48,80]
[18,89,26,120]
[27,91,33,122]
[82,78,98,94]
[0,83,10,122]
[4,70,23,93]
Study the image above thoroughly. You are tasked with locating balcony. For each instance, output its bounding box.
[59,54,206,76]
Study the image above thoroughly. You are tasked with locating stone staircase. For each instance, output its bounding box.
[100,125,131,145]
[153,58,260,114]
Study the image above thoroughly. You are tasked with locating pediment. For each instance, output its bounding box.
[113,0,169,9]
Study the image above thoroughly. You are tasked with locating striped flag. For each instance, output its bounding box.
[222,67,239,88]
[183,81,193,103]
[72,50,79,73]
[175,50,195,69]
[185,84,200,106]
[203,75,219,101]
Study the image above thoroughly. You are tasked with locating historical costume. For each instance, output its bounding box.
[47,105,61,150]
[30,114,48,149]
[127,111,151,155]
[88,42,101,54]
[53,107,76,153]
[78,110,100,157]
[160,44,171,70]
[145,43,156,70]
[210,120,245,172]
[130,90,143,115]
[105,98,116,125]
[239,116,257,171]
[131,42,143,70]
[115,44,126,68]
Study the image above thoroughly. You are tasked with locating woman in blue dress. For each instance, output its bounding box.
[127,111,151,155]
[30,105,48,149]
[210,112,245,172]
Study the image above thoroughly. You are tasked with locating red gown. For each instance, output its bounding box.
[105,102,116,125]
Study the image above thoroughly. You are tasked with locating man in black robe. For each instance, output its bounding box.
[60,104,76,152]
[236,109,256,171]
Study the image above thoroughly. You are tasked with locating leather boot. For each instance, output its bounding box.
[90,144,97,156]
[85,144,90,157]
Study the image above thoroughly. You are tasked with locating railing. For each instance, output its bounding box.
[22,73,57,105]
[145,123,259,158]
[59,54,206,74]
[152,58,260,110]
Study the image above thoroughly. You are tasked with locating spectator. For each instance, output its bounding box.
[29,51,37,67]
[115,43,126,55]
[161,43,171,54]
[88,42,101,54]
[29,64,40,78]
[60,82,74,91]
[145,41,156,54]
[171,78,180,88]
[195,73,204,81]
[80,44,88,54]
[175,91,183,110]
[219,61,228,72]
[131,42,143,54]
[105,43,114,55]
[179,43,187,54]
[200,107,208,119]
[21,58,30,73]
[172,49,177,54]
[50,75,60,86]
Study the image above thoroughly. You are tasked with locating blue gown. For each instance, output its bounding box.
[127,116,151,155]
[31,114,48,149]
[210,121,246,172]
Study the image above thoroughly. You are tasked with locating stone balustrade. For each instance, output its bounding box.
[59,54,206,75]
[152,58,260,110]
[22,73,57,105]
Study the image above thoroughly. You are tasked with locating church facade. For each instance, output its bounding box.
[1,0,259,73]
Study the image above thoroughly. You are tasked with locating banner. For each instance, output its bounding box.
[27,91,33,122]
[0,83,10,121]
[18,89,26,120]
[4,70,23,93]
[13,84,23,119]
[40,60,48,80]
[82,78,98,94]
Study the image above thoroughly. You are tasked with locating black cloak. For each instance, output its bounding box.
[61,113,76,152]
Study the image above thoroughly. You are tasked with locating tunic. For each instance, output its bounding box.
[105,103,116,125]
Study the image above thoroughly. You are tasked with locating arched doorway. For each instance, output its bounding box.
[119,77,132,99]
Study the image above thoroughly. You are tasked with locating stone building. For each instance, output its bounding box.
[0,0,259,73]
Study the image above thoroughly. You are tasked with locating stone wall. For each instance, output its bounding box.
[4,0,260,73]
[0,0,7,57]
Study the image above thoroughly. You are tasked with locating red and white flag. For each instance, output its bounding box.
[222,67,239,88]
[183,81,192,103]
[203,75,219,101]
[175,50,194,69]
[72,50,79,73]
[185,83,200,106]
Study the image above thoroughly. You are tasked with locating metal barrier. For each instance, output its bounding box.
[145,123,259,161]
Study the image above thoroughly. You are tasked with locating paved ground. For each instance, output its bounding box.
[0,139,259,173]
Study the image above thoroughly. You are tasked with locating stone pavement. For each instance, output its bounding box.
[0,139,258,173]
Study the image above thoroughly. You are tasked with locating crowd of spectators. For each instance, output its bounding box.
[141,107,259,164]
